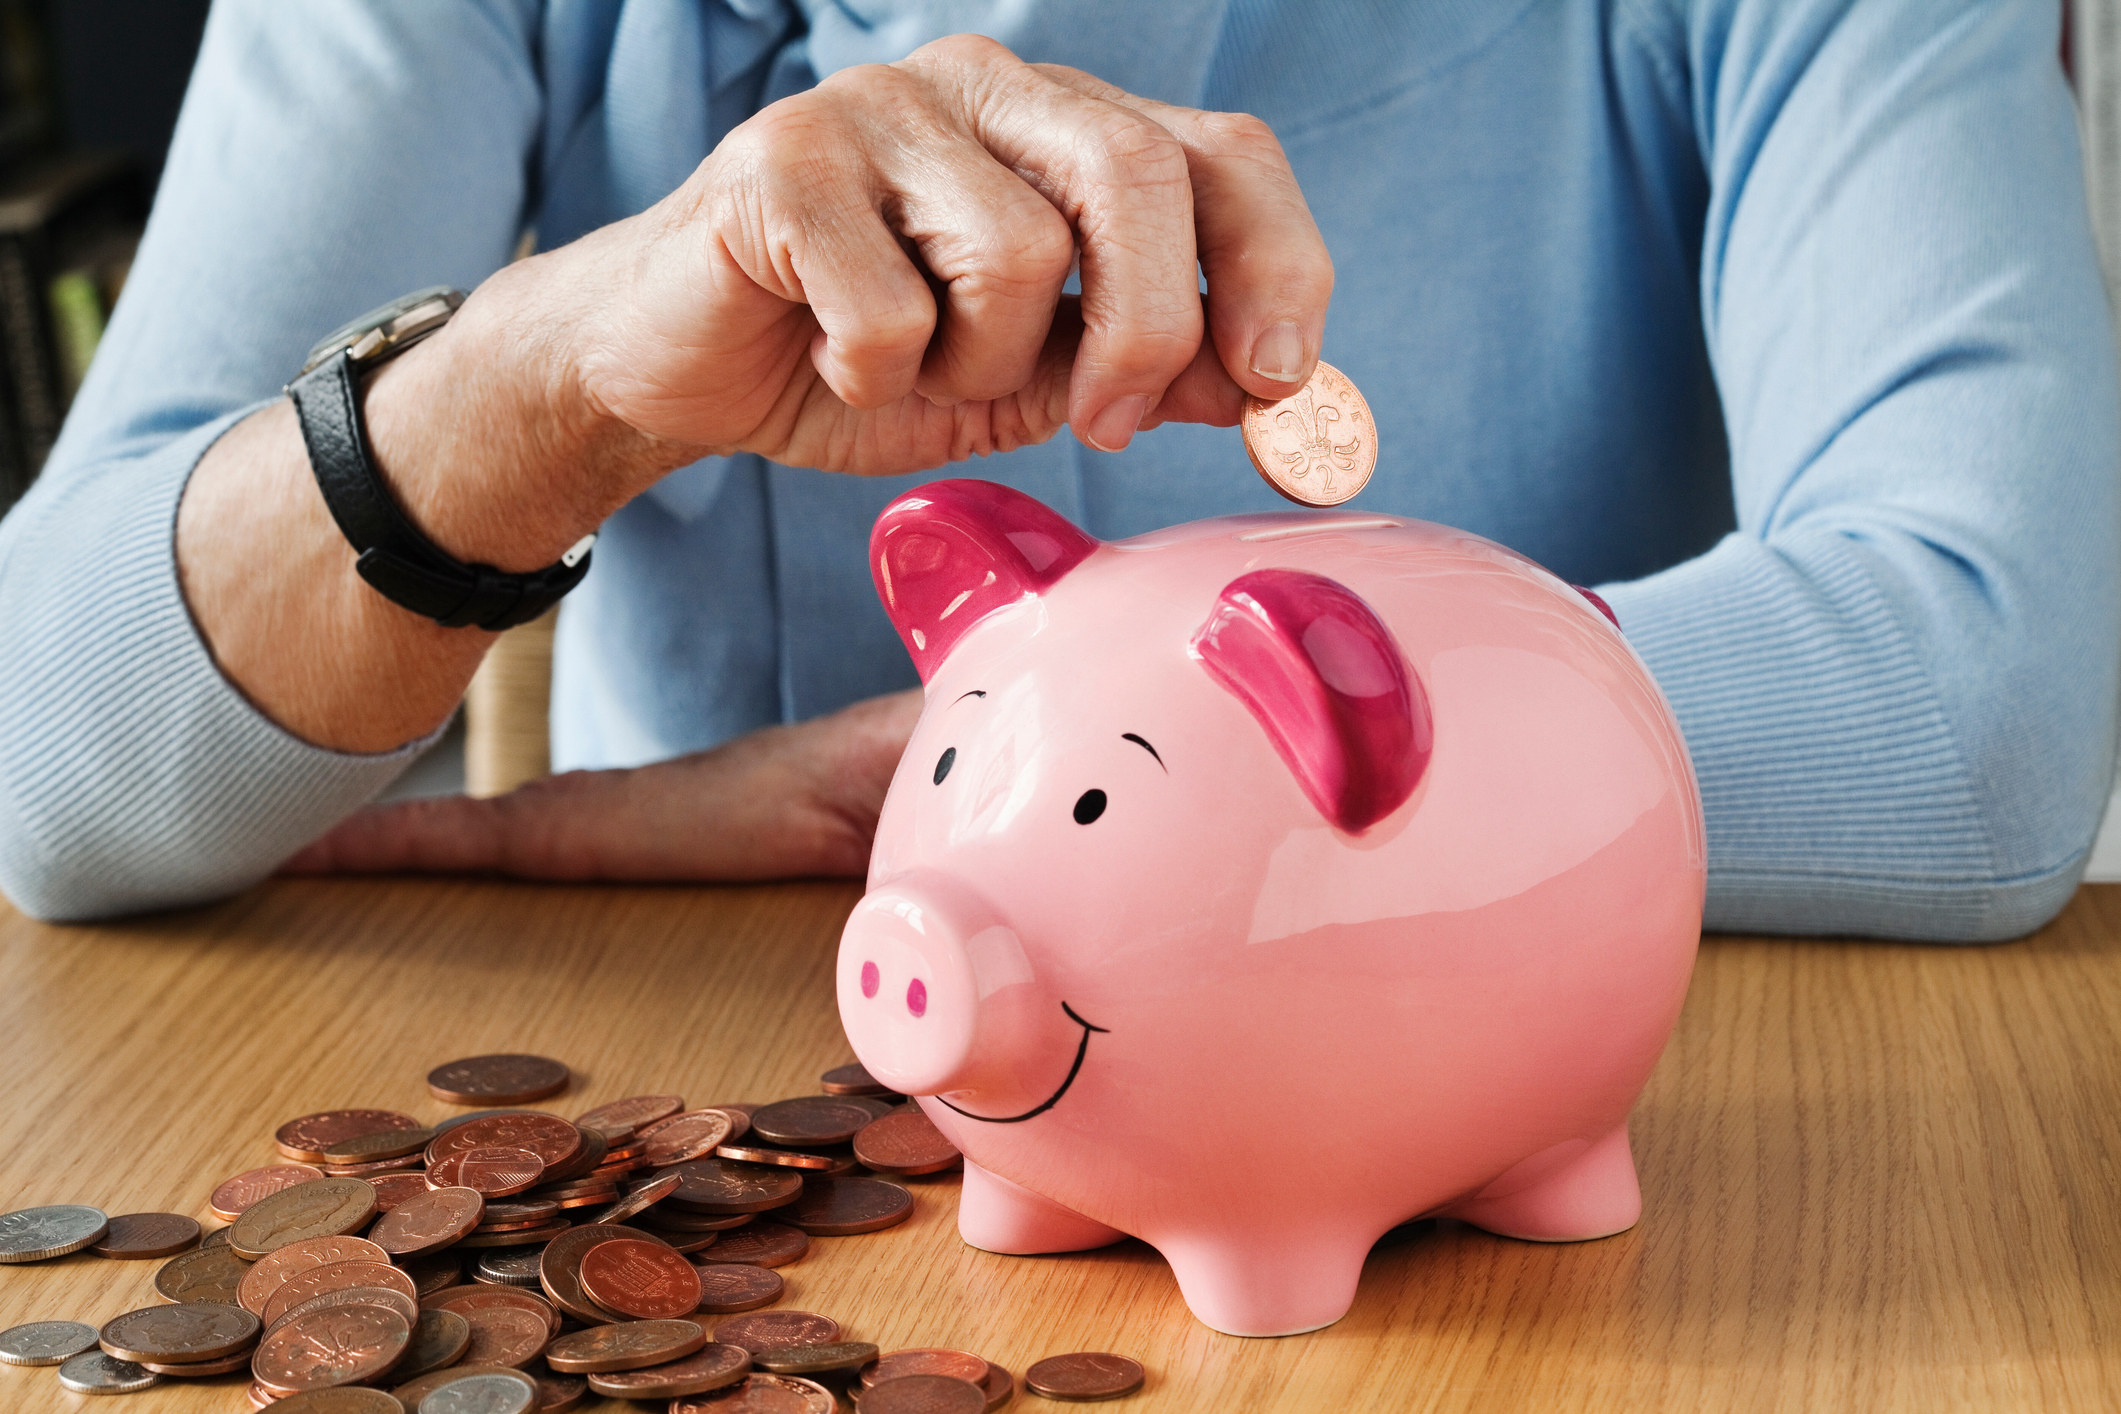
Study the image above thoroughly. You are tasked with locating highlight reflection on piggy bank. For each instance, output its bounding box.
[837,479,1705,1337]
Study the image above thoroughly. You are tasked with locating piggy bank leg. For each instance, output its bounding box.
[958,1160,1127,1254]
[1442,1123,1642,1242]
[1157,1231,1369,1337]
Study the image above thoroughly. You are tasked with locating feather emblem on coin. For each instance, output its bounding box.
[1241,360,1377,507]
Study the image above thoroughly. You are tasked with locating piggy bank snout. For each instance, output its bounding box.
[838,875,1026,1096]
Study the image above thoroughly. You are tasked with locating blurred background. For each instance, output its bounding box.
[4,0,2121,862]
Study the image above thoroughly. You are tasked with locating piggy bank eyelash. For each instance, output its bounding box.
[1073,789,1107,824]
[934,747,957,785]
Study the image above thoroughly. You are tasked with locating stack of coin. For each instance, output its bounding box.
[0,1053,1147,1409]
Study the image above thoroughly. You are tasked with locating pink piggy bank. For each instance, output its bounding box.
[837,479,1705,1337]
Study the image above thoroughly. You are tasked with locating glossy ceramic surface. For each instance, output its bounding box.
[838,480,1706,1337]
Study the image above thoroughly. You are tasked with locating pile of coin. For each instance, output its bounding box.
[0,1052,1145,1411]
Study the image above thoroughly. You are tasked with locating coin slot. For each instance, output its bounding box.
[1238,518,1400,542]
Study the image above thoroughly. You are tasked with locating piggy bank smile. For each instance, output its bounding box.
[835,479,1705,1338]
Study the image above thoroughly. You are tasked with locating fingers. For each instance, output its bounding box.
[281,795,509,876]
[711,96,938,411]
[1033,64,1333,402]
[913,37,1204,452]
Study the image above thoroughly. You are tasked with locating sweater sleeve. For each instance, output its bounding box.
[1599,0,2121,940]
[0,0,543,920]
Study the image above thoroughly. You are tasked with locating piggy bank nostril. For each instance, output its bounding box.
[860,960,879,999]
[907,978,928,1017]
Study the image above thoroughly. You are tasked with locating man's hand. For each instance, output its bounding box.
[281,690,923,882]
[547,33,1333,474]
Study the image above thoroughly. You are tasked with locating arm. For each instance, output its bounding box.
[1600,0,2120,940]
[0,16,1334,920]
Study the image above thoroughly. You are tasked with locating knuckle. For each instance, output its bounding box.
[1198,109,1285,161]
[903,32,1018,77]
[1079,110,1189,186]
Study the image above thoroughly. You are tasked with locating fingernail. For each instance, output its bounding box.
[1084,395,1150,452]
[1250,322,1305,383]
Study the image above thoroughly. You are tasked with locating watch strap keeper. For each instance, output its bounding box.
[286,349,591,631]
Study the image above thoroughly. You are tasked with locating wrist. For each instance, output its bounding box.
[356,254,695,575]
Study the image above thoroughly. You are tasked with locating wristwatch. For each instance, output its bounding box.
[286,285,595,631]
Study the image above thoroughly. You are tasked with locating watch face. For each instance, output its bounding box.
[300,285,464,375]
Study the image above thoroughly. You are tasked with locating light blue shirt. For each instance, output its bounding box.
[1,0,2114,938]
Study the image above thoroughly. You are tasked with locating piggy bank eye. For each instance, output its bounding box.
[1073,789,1107,825]
[933,747,956,785]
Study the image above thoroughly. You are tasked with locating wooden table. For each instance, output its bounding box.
[2,877,2119,1412]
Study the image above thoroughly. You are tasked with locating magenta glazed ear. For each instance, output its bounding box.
[871,480,1100,681]
[1190,569,1432,833]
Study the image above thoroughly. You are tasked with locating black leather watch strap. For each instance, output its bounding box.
[287,349,591,631]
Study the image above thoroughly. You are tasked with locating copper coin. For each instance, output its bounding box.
[578,1238,703,1319]
[644,1228,724,1257]
[1022,1353,1145,1401]
[639,1207,757,1233]
[0,1319,100,1366]
[692,1263,784,1314]
[581,1169,679,1227]
[391,1363,538,1407]
[574,1095,685,1138]
[659,1159,803,1214]
[430,1114,583,1172]
[1241,359,1377,506]
[712,1311,839,1355]
[433,1109,545,1133]
[262,1392,406,1414]
[275,1111,422,1164]
[430,1285,561,1339]
[231,1178,379,1260]
[539,1126,608,1185]
[367,1173,434,1213]
[156,1244,251,1304]
[819,1063,893,1097]
[57,1350,161,1394]
[238,1235,392,1315]
[480,1199,559,1225]
[428,1147,546,1198]
[537,1223,657,1325]
[544,1318,707,1373]
[141,1347,257,1376]
[201,1225,234,1248]
[714,1144,840,1171]
[91,1211,202,1259]
[783,1177,913,1236]
[853,1112,962,1177]
[588,1341,752,1399]
[470,1214,558,1233]
[99,1302,260,1364]
[320,1127,438,1164]
[0,1203,108,1261]
[368,1186,485,1258]
[403,1251,465,1297]
[639,1110,739,1166]
[263,1261,419,1327]
[533,1371,588,1411]
[212,1165,327,1222]
[427,1055,572,1106]
[323,1153,429,1177]
[859,1375,988,1414]
[755,1342,880,1376]
[862,1351,990,1388]
[673,1373,835,1414]
[270,1285,420,1334]
[701,1221,808,1268]
[458,1220,573,1248]
[841,1095,903,1120]
[254,1305,411,1390]
[746,1098,876,1148]
[979,1363,1014,1410]
[452,1301,550,1369]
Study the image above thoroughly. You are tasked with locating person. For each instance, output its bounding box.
[0,0,2112,941]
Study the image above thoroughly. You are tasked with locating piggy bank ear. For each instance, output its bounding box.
[1190,569,1432,833]
[871,479,1099,681]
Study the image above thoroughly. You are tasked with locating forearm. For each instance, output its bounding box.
[175,244,695,753]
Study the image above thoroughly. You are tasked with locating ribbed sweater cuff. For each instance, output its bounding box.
[1599,533,2084,942]
[0,410,442,921]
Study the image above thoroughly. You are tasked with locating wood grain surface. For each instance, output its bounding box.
[1,878,2118,1412]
